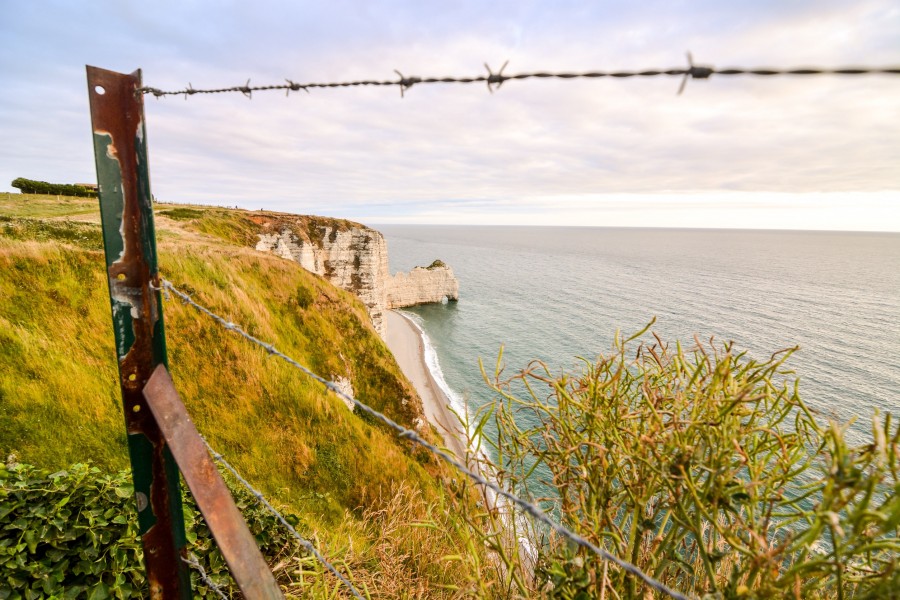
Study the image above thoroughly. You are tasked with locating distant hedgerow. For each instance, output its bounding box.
[10,178,97,198]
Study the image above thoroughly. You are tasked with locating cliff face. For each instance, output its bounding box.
[255,218,458,337]
[256,220,390,335]
[385,264,459,309]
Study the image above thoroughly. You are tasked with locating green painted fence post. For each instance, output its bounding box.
[86,65,191,598]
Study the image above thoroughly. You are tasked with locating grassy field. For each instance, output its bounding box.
[0,192,98,219]
[0,193,483,597]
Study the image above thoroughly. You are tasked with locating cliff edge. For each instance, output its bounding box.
[255,219,458,336]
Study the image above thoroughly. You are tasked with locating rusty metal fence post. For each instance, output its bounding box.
[86,65,191,598]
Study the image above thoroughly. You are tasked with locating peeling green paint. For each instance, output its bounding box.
[89,65,190,596]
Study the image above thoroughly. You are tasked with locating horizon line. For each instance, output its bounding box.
[364,222,900,234]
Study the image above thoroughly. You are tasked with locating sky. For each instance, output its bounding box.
[1,1,898,230]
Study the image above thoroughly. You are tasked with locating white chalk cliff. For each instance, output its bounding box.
[385,262,460,309]
[255,217,458,337]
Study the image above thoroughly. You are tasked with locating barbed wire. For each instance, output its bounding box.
[200,437,366,600]
[183,553,230,600]
[139,54,900,99]
[159,278,693,600]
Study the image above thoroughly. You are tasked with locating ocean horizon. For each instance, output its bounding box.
[379,225,900,446]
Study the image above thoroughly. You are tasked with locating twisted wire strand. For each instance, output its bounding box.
[139,59,900,98]
[183,553,230,600]
[201,437,365,600]
[160,278,693,600]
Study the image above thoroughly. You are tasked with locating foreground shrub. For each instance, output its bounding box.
[467,323,899,599]
[0,460,308,599]
[0,459,487,599]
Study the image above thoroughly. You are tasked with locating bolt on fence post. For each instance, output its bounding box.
[86,65,191,598]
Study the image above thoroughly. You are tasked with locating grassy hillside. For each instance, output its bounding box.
[0,193,483,597]
[6,193,894,599]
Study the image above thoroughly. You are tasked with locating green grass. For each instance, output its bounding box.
[0,197,434,512]
[159,244,432,519]
[153,202,363,248]
[0,194,483,597]
[156,206,262,245]
[0,216,103,250]
[0,192,99,220]
[156,207,205,220]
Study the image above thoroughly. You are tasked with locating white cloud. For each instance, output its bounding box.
[356,192,900,231]
[1,1,898,229]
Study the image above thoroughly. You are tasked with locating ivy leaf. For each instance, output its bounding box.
[87,581,110,600]
[114,486,133,499]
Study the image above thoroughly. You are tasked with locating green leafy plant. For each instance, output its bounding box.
[1,461,146,598]
[462,322,899,599]
[0,460,319,599]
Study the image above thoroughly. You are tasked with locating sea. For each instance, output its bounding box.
[378,226,900,447]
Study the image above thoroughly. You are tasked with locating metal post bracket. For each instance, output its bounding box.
[143,365,284,599]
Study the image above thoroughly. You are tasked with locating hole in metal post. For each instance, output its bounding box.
[94,85,106,95]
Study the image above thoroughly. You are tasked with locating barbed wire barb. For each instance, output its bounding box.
[284,79,309,96]
[159,278,693,600]
[485,60,509,93]
[679,52,713,95]
[394,69,420,97]
[183,553,229,600]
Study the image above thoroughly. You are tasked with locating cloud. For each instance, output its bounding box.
[1,1,898,228]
